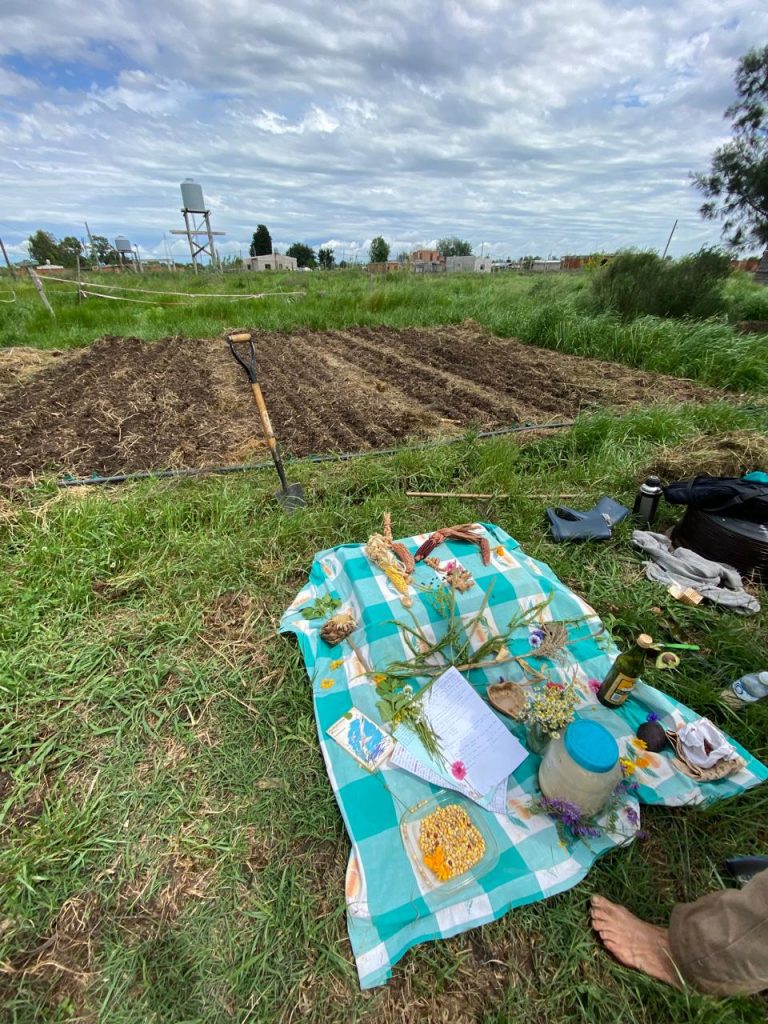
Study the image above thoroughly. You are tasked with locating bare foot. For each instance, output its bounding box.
[590,895,684,989]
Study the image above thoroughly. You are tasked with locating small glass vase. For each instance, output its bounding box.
[526,721,551,755]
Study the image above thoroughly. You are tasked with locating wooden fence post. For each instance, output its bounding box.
[27,267,55,317]
[0,238,16,280]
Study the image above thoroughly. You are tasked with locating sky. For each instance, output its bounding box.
[1,0,766,264]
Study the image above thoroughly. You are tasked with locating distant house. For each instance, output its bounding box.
[367,261,402,274]
[410,249,445,274]
[445,255,493,273]
[445,255,475,273]
[34,262,64,275]
[246,254,298,272]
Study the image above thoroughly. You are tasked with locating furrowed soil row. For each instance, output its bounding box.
[0,324,715,482]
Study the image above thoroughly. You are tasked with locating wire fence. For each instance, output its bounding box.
[29,274,305,308]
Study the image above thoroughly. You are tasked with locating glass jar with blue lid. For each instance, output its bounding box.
[538,719,622,816]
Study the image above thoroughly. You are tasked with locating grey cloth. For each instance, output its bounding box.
[632,530,761,615]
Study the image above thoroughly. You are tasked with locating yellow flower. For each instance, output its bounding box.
[330,658,344,670]
[495,546,505,557]
[631,737,648,751]
[620,757,636,776]
[372,673,387,685]
[635,755,652,769]
[320,678,334,689]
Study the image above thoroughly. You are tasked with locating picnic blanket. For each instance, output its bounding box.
[280,523,767,989]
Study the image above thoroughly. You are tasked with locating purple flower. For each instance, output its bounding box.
[647,712,659,722]
[625,806,640,827]
[636,830,648,840]
[570,822,601,838]
[529,627,545,649]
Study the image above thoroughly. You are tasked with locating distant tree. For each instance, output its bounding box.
[692,45,768,250]
[396,251,409,263]
[57,236,84,268]
[249,224,272,257]
[27,230,62,265]
[437,237,473,257]
[286,242,316,268]
[520,255,541,269]
[88,235,119,266]
[369,236,390,263]
[338,260,348,269]
[317,247,335,270]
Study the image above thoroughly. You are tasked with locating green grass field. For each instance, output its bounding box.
[1,272,768,1022]
[3,267,768,391]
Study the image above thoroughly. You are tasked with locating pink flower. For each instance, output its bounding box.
[451,760,467,781]
[546,681,564,691]
[588,678,601,694]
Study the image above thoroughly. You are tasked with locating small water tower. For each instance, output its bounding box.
[180,179,206,213]
[114,235,140,272]
[170,179,224,272]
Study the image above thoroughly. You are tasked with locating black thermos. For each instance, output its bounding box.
[633,475,663,526]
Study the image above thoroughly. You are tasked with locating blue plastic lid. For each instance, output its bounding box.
[564,720,619,774]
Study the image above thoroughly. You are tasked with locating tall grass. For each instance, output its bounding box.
[589,249,732,320]
[2,268,768,392]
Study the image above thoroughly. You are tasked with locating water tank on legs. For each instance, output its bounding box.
[180,179,206,212]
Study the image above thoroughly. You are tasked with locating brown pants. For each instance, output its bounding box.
[669,868,768,995]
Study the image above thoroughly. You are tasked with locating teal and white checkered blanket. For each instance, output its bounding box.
[280,523,767,989]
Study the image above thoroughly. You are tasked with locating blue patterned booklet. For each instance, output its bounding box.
[328,709,395,772]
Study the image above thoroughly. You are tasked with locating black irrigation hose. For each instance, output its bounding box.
[57,420,575,488]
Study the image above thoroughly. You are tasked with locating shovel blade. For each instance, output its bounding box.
[275,482,306,511]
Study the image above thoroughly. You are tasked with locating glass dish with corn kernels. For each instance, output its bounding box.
[400,790,500,894]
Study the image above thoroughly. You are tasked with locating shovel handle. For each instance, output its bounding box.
[250,382,288,490]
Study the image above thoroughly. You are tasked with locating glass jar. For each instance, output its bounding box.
[538,719,621,817]
[525,721,550,755]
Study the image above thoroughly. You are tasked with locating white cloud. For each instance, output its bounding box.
[0,0,766,260]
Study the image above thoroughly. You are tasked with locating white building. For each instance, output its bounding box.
[445,255,493,273]
[246,254,298,272]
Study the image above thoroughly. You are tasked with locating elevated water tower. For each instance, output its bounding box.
[114,235,141,272]
[169,179,225,272]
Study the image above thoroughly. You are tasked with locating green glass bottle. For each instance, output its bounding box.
[597,634,654,708]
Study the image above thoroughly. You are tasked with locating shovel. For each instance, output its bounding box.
[227,332,306,511]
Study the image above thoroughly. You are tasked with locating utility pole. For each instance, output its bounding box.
[662,219,678,260]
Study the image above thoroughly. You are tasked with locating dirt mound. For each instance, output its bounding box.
[0,346,70,401]
[0,324,713,482]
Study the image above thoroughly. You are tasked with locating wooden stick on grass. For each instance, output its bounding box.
[405,490,582,499]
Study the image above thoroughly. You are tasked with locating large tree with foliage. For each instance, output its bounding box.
[317,247,335,270]
[249,224,272,257]
[693,45,768,250]
[58,236,84,268]
[368,236,390,263]
[88,235,119,266]
[286,242,316,268]
[27,230,62,265]
[437,237,473,257]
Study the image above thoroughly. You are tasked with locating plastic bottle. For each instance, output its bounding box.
[597,634,655,708]
[727,672,768,705]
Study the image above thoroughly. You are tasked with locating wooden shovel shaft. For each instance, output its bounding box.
[250,382,276,448]
[250,381,288,490]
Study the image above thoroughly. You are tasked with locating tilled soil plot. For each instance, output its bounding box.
[0,323,713,481]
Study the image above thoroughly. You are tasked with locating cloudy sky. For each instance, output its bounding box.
[1,0,766,263]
